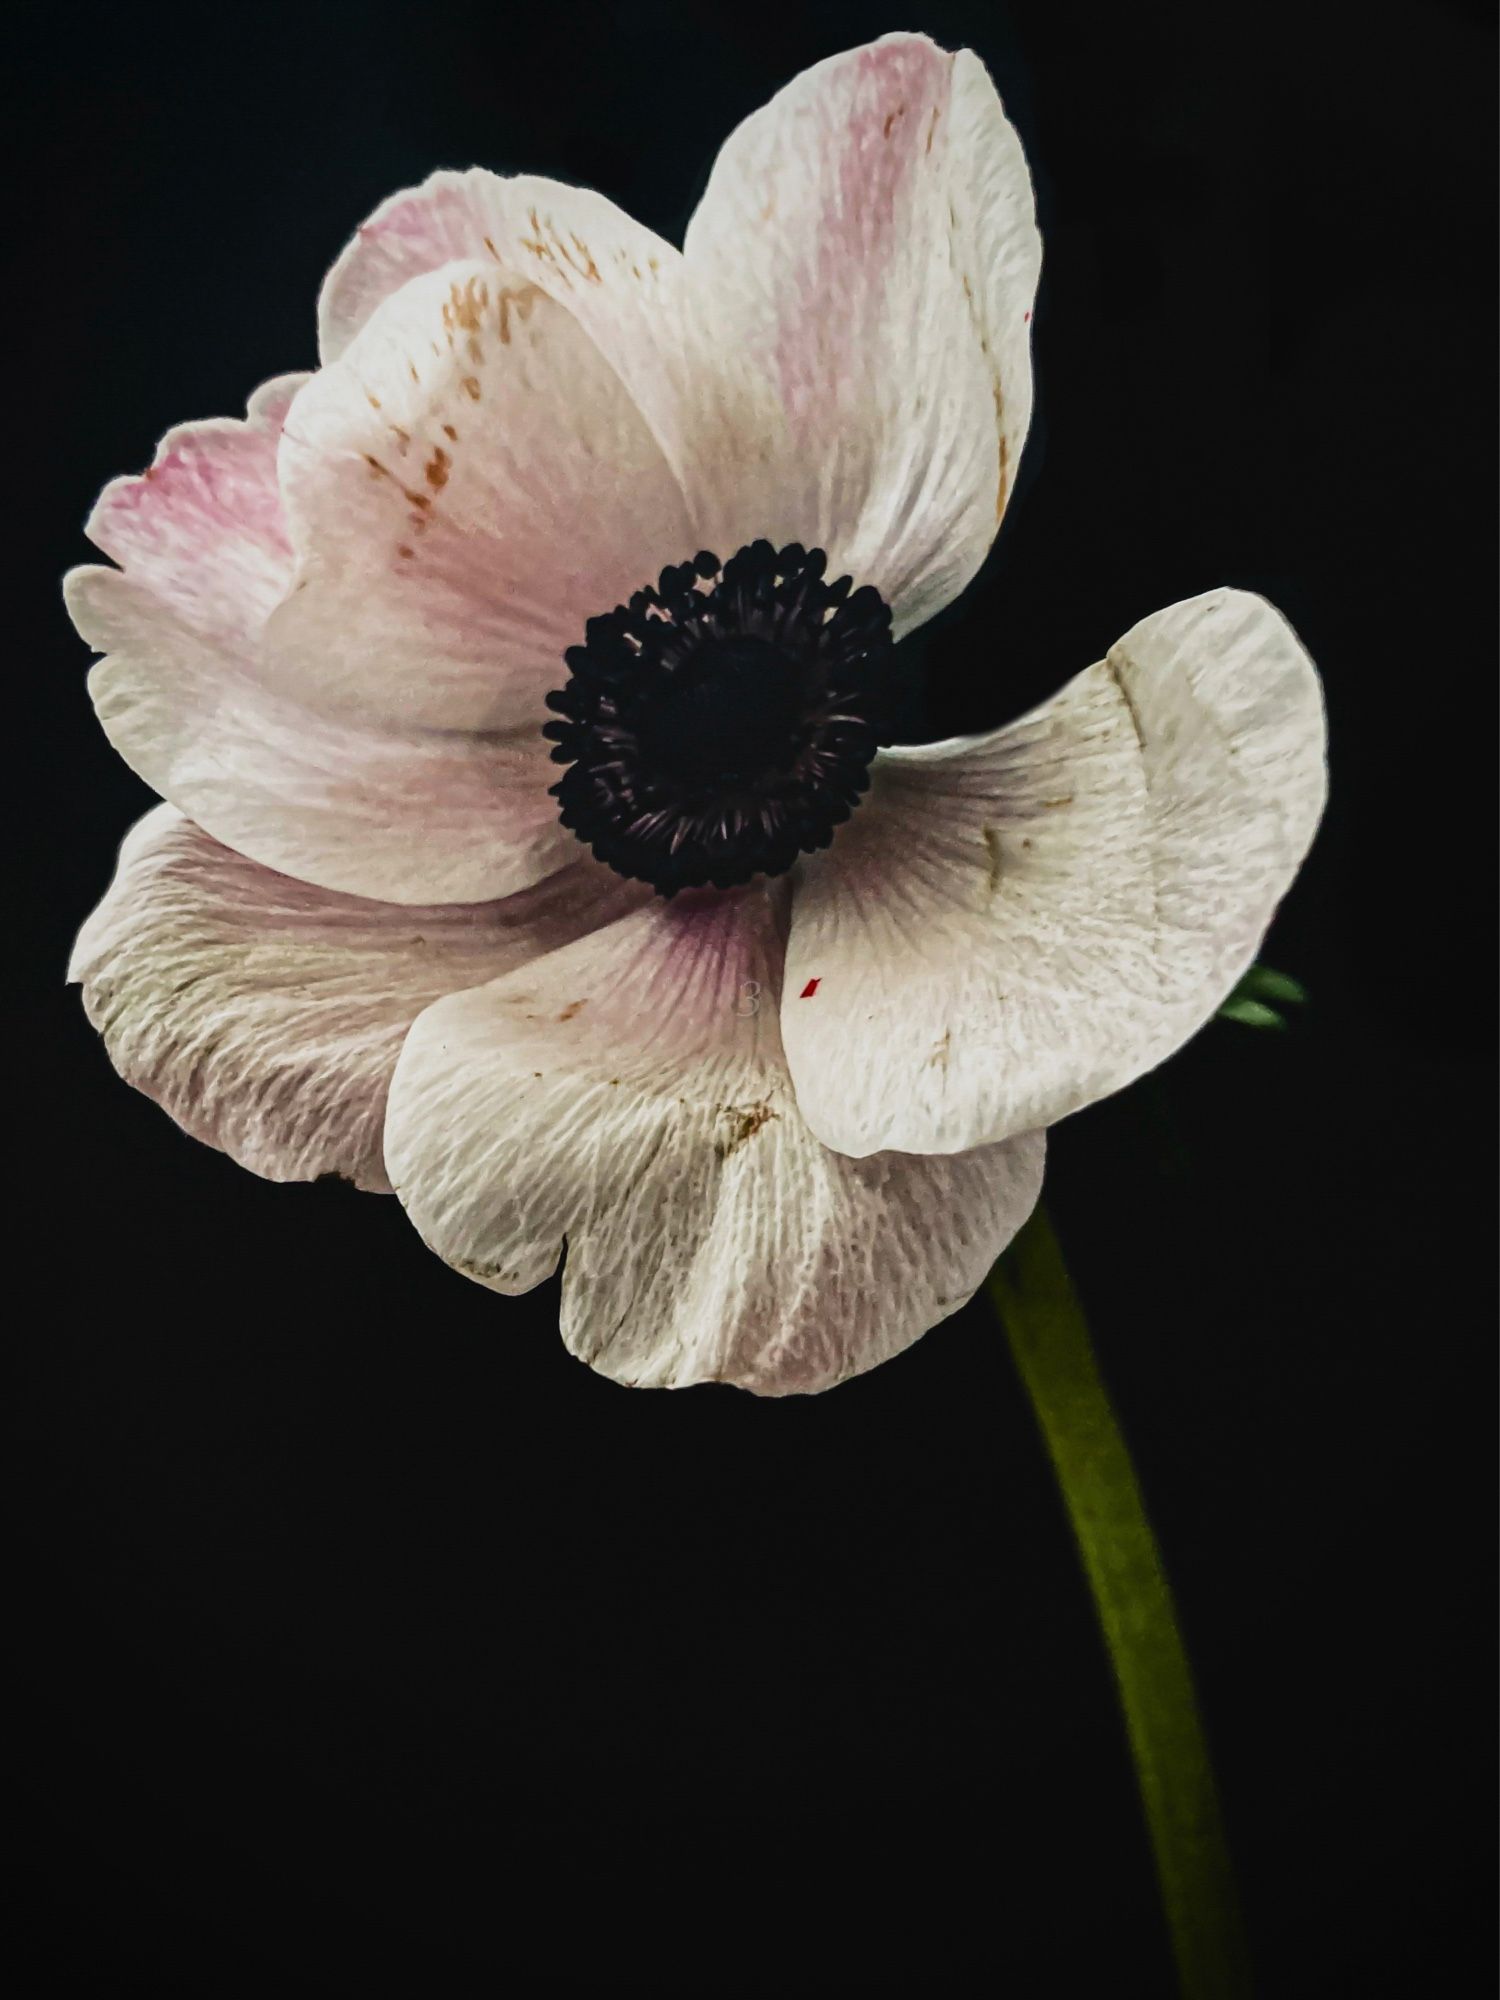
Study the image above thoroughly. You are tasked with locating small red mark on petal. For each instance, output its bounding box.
[1023,309,1032,322]
[799,979,821,999]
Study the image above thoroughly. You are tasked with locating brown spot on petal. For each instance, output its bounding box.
[983,825,1004,893]
[397,544,415,559]
[461,376,481,400]
[569,234,601,282]
[365,390,382,410]
[495,285,539,345]
[557,1000,587,1022]
[441,423,458,440]
[714,1101,778,1159]
[424,445,451,490]
[444,274,490,333]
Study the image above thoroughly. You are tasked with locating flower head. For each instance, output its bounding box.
[67,33,1326,1393]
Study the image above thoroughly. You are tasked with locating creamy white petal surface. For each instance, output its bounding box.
[70,806,646,1191]
[683,32,1041,636]
[70,379,571,905]
[385,889,1044,1393]
[318,171,789,562]
[270,258,696,733]
[781,590,1328,1156]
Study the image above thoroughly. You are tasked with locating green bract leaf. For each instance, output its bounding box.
[1218,997,1287,1030]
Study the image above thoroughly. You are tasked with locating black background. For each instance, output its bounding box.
[12,0,1495,1992]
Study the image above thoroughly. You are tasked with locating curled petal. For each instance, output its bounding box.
[314,168,792,569]
[69,376,572,905]
[782,589,1328,1156]
[385,888,1044,1393]
[272,257,696,733]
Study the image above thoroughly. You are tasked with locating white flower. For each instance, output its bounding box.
[67,33,1326,1394]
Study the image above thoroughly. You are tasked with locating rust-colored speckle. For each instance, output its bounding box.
[983,825,1004,893]
[557,999,587,1023]
[444,274,490,334]
[441,423,458,441]
[926,104,940,153]
[408,360,420,384]
[389,424,411,452]
[461,376,481,400]
[995,421,1010,522]
[569,234,601,282]
[715,1101,779,1159]
[363,453,391,479]
[927,1029,952,1072]
[482,235,500,259]
[883,103,906,138]
[494,285,539,346]
[424,445,451,491]
[397,543,415,560]
[1041,795,1075,809]
[799,978,821,999]
[365,390,383,410]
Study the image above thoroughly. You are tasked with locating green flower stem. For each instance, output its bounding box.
[988,1204,1251,2000]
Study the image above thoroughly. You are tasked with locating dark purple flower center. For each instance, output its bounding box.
[543,540,894,894]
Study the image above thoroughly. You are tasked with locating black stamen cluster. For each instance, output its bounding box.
[543,541,894,894]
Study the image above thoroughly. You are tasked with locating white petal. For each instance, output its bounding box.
[314,168,790,571]
[271,256,696,733]
[782,589,1328,1156]
[385,888,1043,1394]
[682,33,1041,634]
[69,566,571,906]
[70,805,644,1190]
[70,378,573,905]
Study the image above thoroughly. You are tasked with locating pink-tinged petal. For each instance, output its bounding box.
[313,168,869,577]
[69,565,571,905]
[783,590,1328,1156]
[70,805,645,1191]
[84,373,307,643]
[69,377,572,904]
[682,33,1042,636]
[268,257,697,734]
[385,887,1043,1394]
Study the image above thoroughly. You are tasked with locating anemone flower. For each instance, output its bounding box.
[67,32,1326,1396]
